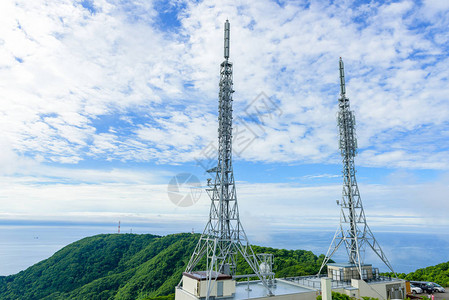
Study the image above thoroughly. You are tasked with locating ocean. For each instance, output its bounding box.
[0,224,447,276]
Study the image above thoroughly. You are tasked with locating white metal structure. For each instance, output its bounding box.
[179,20,272,299]
[318,58,395,279]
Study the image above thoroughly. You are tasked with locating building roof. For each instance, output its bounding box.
[234,279,316,299]
[183,271,233,281]
[327,263,372,268]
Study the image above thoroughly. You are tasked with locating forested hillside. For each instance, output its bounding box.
[384,261,449,287]
[0,233,326,300]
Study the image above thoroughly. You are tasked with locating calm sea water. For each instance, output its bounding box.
[257,230,449,274]
[0,224,447,276]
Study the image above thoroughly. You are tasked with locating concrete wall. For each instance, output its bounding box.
[197,278,235,297]
[321,277,332,300]
[350,279,405,300]
[198,279,214,297]
[182,275,200,297]
[352,279,386,299]
[224,279,236,296]
[180,274,236,298]
[175,287,197,300]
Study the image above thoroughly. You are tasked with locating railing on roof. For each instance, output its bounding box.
[283,275,401,289]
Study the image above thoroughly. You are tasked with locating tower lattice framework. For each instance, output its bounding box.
[181,20,272,297]
[318,58,395,279]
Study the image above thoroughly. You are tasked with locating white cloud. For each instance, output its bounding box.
[0,0,448,230]
[2,165,448,234]
[1,0,448,168]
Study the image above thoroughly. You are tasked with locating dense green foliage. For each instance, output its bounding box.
[317,291,354,300]
[0,233,326,300]
[0,233,198,300]
[383,261,449,287]
[143,294,175,300]
[331,292,350,300]
[317,292,379,300]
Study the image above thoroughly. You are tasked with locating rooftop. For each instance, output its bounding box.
[327,263,372,268]
[234,279,316,299]
[183,271,232,281]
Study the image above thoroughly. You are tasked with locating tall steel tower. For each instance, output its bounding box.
[181,20,272,297]
[318,58,395,278]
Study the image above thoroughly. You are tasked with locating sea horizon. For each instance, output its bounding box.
[0,222,447,277]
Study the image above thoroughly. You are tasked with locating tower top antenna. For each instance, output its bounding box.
[339,57,346,97]
[224,20,230,59]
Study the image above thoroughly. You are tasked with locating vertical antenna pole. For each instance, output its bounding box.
[339,57,346,97]
[224,20,230,59]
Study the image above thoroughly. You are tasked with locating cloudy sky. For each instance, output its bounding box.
[1,0,449,246]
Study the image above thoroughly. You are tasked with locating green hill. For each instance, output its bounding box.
[0,233,326,300]
[383,261,449,287]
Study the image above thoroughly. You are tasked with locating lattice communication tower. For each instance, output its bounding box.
[318,58,395,279]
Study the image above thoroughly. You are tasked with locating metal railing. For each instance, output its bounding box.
[283,275,401,289]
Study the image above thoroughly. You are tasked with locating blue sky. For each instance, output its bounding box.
[0,0,449,246]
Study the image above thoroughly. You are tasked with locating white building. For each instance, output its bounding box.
[175,270,405,300]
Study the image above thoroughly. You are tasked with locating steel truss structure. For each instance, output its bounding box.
[318,58,395,279]
[181,20,272,298]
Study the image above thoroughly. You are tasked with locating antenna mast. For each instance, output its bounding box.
[318,58,395,278]
[181,20,272,298]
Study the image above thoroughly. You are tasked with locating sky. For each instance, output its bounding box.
[1,0,449,258]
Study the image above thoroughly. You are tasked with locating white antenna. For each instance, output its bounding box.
[224,20,230,59]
